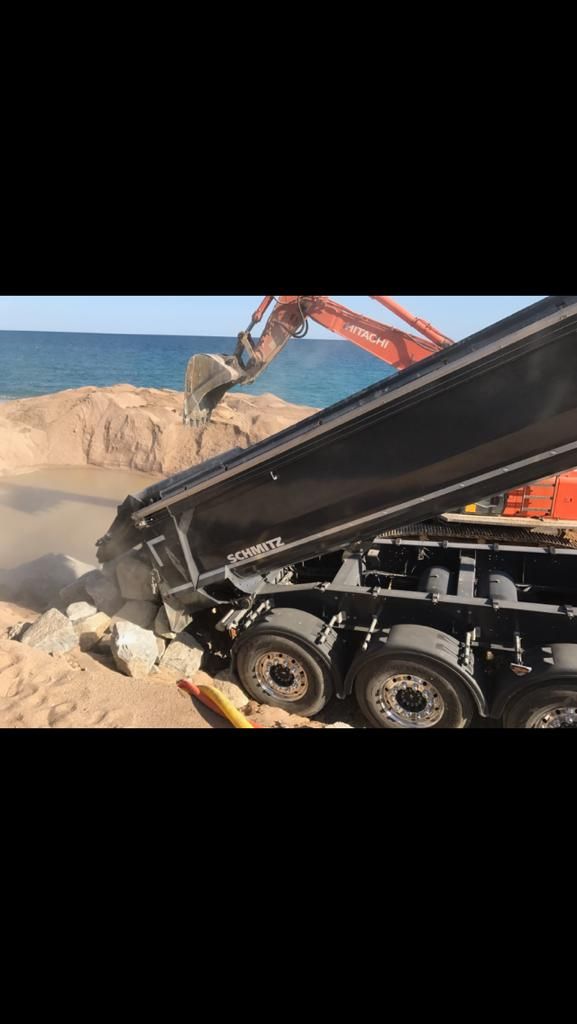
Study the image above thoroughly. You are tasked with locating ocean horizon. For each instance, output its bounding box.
[0,329,395,409]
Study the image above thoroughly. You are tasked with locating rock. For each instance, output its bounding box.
[0,554,96,611]
[66,601,98,623]
[74,612,112,651]
[214,665,238,684]
[153,606,177,640]
[20,607,78,655]
[83,571,123,616]
[323,722,354,729]
[155,637,166,662]
[159,632,205,678]
[213,668,250,710]
[113,600,157,630]
[110,620,158,677]
[94,633,113,654]
[159,597,192,635]
[116,554,156,601]
[7,620,34,641]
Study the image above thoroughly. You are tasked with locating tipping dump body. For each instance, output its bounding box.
[97,297,577,604]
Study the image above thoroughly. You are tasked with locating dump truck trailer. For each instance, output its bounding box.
[97,296,577,728]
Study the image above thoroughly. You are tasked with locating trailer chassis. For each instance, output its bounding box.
[218,533,577,727]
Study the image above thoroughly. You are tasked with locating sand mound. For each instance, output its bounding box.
[0,385,317,477]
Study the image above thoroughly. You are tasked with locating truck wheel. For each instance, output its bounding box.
[234,609,339,718]
[355,657,474,729]
[502,683,577,728]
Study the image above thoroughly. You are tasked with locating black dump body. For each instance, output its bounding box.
[97,296,577,605]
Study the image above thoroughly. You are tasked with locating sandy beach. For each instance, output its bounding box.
[0,615,228,728]
[0,385,356,730]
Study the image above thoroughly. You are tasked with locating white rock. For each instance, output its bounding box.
[116,554,156,601]
[113,600,157,630]
[323,722,355,729]
[74,612,111,651]
[159,632,205,678]
[155,637,166,662]
[20,608,78,655]
[110,620,158,677]
[66,601,98,622]
[84,571,123,616]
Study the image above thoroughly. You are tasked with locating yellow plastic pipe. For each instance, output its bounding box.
[176,678,256,729]
[195,683,255,728]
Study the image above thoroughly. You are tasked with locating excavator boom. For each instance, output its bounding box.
[183,295,452,426]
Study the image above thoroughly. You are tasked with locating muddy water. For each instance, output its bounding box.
[0,466,161,570]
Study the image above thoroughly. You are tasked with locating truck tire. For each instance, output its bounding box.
[502,683,577,728]
[355,656,474,729]
[234,609,341,718]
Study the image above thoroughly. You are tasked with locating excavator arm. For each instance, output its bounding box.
[183,296,453,426]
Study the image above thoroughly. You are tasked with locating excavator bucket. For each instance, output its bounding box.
[183,352,246,427]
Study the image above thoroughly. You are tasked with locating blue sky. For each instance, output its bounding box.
[0,295,546,340]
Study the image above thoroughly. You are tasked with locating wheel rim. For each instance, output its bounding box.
[527,705,577,729]
[374,672,445,728]
[254,651,309,702]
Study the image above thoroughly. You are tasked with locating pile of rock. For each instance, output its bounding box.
[5,549,359,727]
[14,549,206,681]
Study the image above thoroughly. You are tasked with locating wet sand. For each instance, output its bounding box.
[0,466,161,570]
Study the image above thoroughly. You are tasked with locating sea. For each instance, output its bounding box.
[0,330,395,408]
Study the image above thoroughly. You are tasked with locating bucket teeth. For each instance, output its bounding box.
[184,409,210,429]
[183,352,244,426]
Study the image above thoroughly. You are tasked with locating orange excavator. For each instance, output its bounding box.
[183,295,452,428]
[183,295,577,526]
